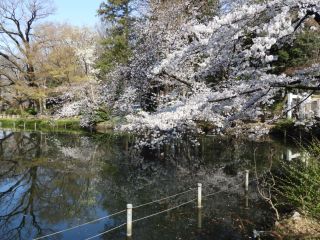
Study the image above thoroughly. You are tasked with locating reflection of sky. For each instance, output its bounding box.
[0,176,33,239]
[0,130,118,240]
[0,130,12,140]
[0,170,116,240]
[0,177,30,214]
[57,208,117,240]
[0,131,287,239]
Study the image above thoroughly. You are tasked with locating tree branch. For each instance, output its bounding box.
[0,51,23,72]
[208,88,263,103]
[294,10,320,32]
[160,70,192,88]
[271,84,320,91]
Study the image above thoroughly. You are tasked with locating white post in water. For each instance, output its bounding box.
[245,192,249,209]
[197,183,202,209]
[287,93,293,119]
[286,149,292,161]
[23,122,26,130]
[197,208,202,230]
[34,122,37,131]
[127,204,133,237]
[245,170,249,192]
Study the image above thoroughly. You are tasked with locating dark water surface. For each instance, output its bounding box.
[0,131,297,240]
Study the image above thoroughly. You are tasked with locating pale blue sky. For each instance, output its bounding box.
[47,0,102,26]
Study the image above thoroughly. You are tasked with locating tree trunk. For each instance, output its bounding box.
[38,98,43,115]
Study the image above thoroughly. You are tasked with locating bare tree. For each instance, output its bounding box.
[254,147,280,221]
[0,0,54,111]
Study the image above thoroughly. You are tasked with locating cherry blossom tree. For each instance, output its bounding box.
[92,0,320,144]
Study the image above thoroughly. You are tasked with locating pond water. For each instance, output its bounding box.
[0,131,299,240]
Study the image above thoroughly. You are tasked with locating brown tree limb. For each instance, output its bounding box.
[160,70,192,88]
[0,51,23,72]
[0,72,16,85]
[208,81,320,104]
[208,88,263,103]
[271,84,320,91]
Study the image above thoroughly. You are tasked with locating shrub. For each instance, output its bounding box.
[93,108,111,123]
[271,30,320,72]
[26,108,38,115]
[275,139,320,219]
[4,108,20,115]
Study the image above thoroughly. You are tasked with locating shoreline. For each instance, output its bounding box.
[1,116,319,139]
[0,117,84,134]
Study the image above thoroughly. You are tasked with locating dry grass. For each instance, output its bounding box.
[276,213,320,239]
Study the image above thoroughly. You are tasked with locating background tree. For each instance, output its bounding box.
[0,14,98,115]
[0,0,54,113]
[33,23,99,114]
[35,24,97,86]
[97,0,146,75]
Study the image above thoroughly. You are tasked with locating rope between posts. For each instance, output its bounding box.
[84,223,127,240]
[132,198,197,223]
[33,210,126,240]
[33,188,195,240]
[34,177,256,240]
[133,187,197,209]
[203,179,257,198]
[83,198,197,240]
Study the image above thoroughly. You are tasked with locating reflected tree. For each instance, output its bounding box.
[0,131,292,240]
[0,132,102,240]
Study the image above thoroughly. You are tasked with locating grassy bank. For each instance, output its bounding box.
[262,138,320,239]
[275,139,320,220]
[0,117,84,133]
[270,119,320,141]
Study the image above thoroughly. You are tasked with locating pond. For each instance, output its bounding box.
[0,130,299,240]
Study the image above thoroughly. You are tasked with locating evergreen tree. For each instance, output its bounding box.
[97,0,133,74]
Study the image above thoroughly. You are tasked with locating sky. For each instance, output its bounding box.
[47,0,101,27]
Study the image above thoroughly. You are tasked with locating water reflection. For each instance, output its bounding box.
[0,131,293,239]
[0,132,104,240]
